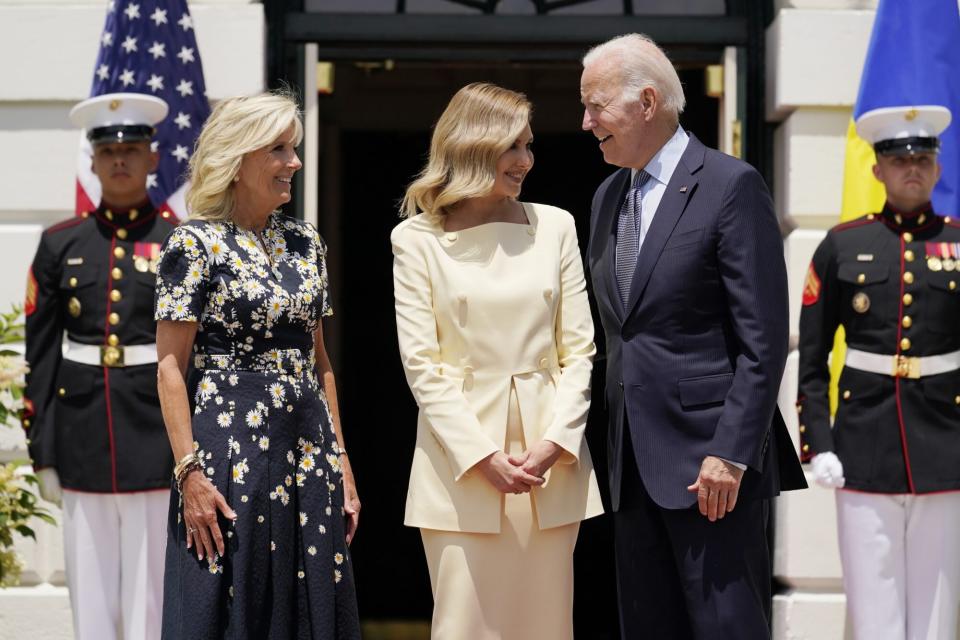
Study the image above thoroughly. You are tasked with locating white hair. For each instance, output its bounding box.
[583,33,686,119]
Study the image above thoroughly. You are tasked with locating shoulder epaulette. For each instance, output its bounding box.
[44,216,88,236]
[833,214,881,233]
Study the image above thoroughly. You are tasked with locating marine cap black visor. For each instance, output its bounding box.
[88,124,155,145]
[874,136,941,156]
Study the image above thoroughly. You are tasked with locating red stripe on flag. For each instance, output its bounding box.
[75,179,96,217]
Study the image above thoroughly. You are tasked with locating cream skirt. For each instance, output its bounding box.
[420,386,580,640]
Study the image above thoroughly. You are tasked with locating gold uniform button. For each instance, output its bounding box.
[903,271,914,284]
[903,232,914,243]
[918,214,927,225]
[129,209,139,221]
[955,395,960,406]
[902,316,912,329]
[951,281,957,291]
[112,267,123,280]
[105,210,114,221]
[857,273,866,284]
[900,337,911,351]
[110,289,122,302]
[109,312,120,325]
[107,334,120,346]
[116,228,128,240]
[904,250,915,262]
[161,211,171,219]
[114,247,126,259]
[81,211,89,218]
[67,297,81,317]
[58,388,66,397]
[842,390,851,400]
[903,293,914,306]
[895,214,903,225]
[23,419,29,428]
[799,425,806,433]
[802,444,810,453]
[68,277,78,288]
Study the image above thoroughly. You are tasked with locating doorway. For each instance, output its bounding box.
[314,60,719,636]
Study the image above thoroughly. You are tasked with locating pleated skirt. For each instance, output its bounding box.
[420,387,580,640]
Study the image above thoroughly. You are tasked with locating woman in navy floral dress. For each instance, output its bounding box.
[155,93,360,639]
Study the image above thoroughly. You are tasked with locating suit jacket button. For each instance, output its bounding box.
[539,357,549,368]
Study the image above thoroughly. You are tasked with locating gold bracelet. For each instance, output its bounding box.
[173,452,198,479]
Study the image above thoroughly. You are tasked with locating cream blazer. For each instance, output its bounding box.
[391,202,604,534]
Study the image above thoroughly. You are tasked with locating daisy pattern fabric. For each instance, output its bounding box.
[155,213,360,639]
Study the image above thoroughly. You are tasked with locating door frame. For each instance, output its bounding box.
[265,1,774,222]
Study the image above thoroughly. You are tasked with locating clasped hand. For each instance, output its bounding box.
[477,440,563,494]
[686,455,745,522]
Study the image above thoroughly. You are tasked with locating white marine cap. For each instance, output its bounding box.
[855,105,952,156]
[68,92,169,145]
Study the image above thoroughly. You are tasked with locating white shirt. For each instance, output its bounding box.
[631,125,690,252]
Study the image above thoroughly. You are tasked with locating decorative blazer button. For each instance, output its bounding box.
[445,232,458,242]
[526,227,536,236]
[538,357,549,368]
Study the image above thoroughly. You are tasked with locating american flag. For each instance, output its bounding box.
[76,0,210,219]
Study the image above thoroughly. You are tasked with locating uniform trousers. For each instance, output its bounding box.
[836,490,960,640]
[420,387,580,640]
[63,489,169,640]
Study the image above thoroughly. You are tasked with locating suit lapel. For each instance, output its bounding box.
[594,169,631,323]
[622,134,706,321]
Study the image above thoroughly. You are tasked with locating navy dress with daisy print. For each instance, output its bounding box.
[155,213,360,639]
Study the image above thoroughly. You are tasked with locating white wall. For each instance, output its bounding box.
[767,5,877,639]
[0,2,265,636]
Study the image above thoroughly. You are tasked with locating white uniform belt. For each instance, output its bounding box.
[63,340,158,368]
[845,348,960,379]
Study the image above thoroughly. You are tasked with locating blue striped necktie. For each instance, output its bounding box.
[615,170,652,307]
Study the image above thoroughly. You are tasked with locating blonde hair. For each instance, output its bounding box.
[187,91,304,221]
[401,83,531,219]
[583,33,686,120]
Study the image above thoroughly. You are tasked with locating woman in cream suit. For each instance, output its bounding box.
[392,83,603,639]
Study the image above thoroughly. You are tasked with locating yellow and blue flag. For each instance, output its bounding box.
[842,0,960,220]
[831,0,960,411]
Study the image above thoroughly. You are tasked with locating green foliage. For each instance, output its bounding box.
[0,305,56,587]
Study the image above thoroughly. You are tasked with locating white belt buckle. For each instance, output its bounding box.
[100,345,124,367]
[892,355,920,379]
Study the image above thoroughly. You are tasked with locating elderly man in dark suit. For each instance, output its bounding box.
[580,33,806,639]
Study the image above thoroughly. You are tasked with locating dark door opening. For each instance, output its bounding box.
[316,60,718,637]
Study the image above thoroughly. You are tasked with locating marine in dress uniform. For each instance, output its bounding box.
[798,105,960,640]
[22,93,177,640]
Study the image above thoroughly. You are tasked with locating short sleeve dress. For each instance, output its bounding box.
[155,213,360,639]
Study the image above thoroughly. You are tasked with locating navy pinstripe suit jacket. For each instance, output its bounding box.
[587,133,806,511]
